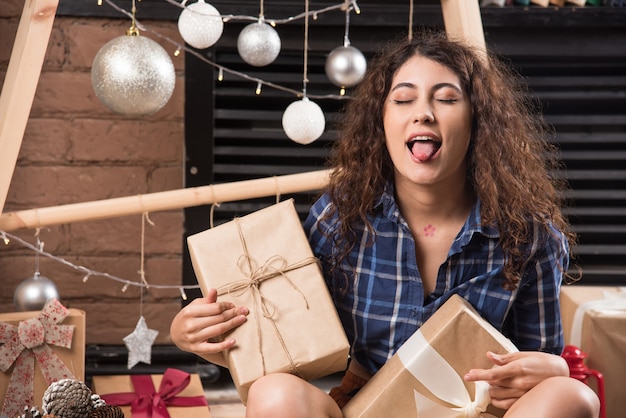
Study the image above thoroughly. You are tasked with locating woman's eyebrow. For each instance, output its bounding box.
[389,82,416,93]
[432,82,463,94]
[389,81,463,94]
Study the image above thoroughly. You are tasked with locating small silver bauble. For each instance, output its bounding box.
[237,21,281,67]
[325,45,367,88]
[282,97,326,144]
[178,0,223,49]
[91,33,176,117]
[14,272,60,311]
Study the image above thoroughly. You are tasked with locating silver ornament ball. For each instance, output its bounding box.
[325,45,367,88]
[91,34,176,117]
[282,98,326,144]
[237,22,281,67]
[14,272,60,311]
[178,0,223,49]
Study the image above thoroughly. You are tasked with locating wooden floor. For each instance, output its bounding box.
[204,373,341,418]
[204,378,246,418]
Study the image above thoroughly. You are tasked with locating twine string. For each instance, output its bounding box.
[216,218,316,376]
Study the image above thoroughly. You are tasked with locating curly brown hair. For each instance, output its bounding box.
[321,29,578,290]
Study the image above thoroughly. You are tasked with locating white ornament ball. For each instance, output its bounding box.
[325,45,367,88]
[237,22,281,67]
[91,35,176,117]
[14,273,60,311]
[282,98,326,144]
[178,0,223,49]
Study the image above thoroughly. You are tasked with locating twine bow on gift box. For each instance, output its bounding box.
[398,330,498,418]
[0,298,76,418]
[216,217,318,377]
[100,368,208,418]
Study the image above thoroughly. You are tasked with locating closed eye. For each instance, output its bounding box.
[391,99,414,105]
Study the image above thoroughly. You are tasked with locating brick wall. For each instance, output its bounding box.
[0,0,187,345]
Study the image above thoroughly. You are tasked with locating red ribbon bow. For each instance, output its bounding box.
[101,368,209,418]
[0,299,76,418]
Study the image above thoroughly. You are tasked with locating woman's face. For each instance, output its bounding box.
[383,55,472,188]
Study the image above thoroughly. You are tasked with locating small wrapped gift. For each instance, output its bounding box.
[560,285,626,418]
[0,299,86,418]
[342,295,518,418]
[93,368,210,418]
[187,199,350,403]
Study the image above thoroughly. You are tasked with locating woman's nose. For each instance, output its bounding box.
[412,102,434,123]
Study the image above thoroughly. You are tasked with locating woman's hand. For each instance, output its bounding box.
[169,288,249,356]
[464,351,570,410]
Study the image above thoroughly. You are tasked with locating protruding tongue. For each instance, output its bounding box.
[409,140,438,162]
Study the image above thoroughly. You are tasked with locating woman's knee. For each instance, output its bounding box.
[505,376,600,418]
[246,373,340,418]
[246,373,298,417]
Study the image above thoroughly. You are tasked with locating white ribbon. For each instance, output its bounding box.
[397,330,497,418]
[570,287,626,348]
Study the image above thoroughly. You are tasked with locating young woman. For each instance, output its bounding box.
[170,30,600,418]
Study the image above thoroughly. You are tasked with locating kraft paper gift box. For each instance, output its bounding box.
[342,295,518,418]
[187,199,350,403]
[560,285,626,418]
[0,299,86,418]
[93,368,210,418]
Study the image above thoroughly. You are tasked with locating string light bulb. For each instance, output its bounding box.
[256,82,262,95]
[217,67,224,81]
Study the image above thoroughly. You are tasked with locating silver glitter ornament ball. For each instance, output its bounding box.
[282,97,326,145]
[14,272,60,311]
[178,0,223,49]
[91,34,176,117]
[325,45,367,88]
[237,21,281,67]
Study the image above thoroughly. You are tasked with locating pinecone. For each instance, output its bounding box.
[87,406,124,418]
[90,394,107,410]
[42,379,94,418]
[18,405,43,418]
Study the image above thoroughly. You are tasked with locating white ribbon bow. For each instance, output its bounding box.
[570,287,626,348]
[397,330,497,418]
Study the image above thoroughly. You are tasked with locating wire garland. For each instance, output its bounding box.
[100,0,361,100]
[1,229,201,296]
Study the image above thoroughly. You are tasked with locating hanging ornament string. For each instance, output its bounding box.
[129,0,139,36]
[138,211,154,288]
[302,0,310,97]
[408,0,414,41]
[98,0,355,101]
[343,0,351,47]
[34,227,42,276]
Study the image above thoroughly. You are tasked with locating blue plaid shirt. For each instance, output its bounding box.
[304,188,568,374]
